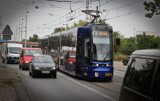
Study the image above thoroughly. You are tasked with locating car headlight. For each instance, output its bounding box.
[52,66,56,70]
[34,67,40,69]
[8,54,12,57]
[25,61,29,63]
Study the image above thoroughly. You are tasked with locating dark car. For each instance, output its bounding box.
[29,54,57,78]
[122,56,130,65]
[119,49,160,101]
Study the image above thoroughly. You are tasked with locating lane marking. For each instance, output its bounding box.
[58,72,117,101]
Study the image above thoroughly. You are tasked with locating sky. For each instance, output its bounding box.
[0,0,160,41]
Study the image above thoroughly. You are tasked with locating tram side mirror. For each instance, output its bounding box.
[116,37,120,46]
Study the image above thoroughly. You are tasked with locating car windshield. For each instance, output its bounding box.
[69,51,76,58]
[34,56,54,63]
[24,49,42,56]
[8,47,21,54]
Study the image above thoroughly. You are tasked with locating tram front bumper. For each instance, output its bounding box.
[80,67,114,79]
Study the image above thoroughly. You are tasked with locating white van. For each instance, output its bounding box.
[1,43,23,63]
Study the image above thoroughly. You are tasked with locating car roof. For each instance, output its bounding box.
[33,54,51,57]
[21,48,41,50]
[68,50,76,52]
[132,49,160,57]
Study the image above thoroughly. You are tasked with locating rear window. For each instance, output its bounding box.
[24,49,42,56]
[69,51,76,58]
[124,57,157,96]
[33,56,53,63]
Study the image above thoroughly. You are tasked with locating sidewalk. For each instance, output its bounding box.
[0,65,20,101]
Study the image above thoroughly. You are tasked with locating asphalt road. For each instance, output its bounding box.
[1,62,126,101]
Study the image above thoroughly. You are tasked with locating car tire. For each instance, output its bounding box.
[21,65,25,70]
[29,71,31,76]
[19,65,21,69]
[53,73,57,78]
[31,72,35,78]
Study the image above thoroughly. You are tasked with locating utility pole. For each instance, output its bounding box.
[25,3,28,48]
[86,0,89,22]
[21,16,24,42]
[96,6,99,23]
[134,28,137,43]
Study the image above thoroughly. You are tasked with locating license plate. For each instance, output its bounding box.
[95,72,99,77]
[42,71,50,73]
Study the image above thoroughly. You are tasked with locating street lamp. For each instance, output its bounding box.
[16,0,35,47]
[24,1,35,47]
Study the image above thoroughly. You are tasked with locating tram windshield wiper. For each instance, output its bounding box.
[103,53,109,61]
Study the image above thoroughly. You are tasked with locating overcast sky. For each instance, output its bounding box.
[0,0,160,41]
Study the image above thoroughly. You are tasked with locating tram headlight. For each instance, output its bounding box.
[106,64,112,67]
[92,64,99,66]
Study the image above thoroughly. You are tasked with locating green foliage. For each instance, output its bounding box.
[144,0,160,18]
[70,20,87,29]
[22,39,29,42]
[29,34,39,42]
[54,27,65,34]
[119,34,160,56]
[98,19,106,24]
[120,37,136,55]
[136,34,160,49]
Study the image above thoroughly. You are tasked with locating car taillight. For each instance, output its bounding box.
[67,58,75,64]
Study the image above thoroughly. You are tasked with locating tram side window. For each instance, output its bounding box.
[76,36,82,65]
[124,58,156,96]
[153,62,160,101]
[84,37,90,65]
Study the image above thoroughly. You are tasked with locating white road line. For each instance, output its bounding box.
[58,72,117,101]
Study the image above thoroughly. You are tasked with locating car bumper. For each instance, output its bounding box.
[22,63,30,69]
[32,69,56,76]
[7,57,19,63]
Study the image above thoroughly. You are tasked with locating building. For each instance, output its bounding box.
[136,31,157,36]
[0,24,13,40]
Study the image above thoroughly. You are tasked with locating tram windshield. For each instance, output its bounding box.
[92,31,111,61]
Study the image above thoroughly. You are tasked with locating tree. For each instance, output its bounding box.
[144,0,160,18]
[120,37,136,55]
[29,34,39,42]
[53,27,65,34]
[98,19,106,24]
[136,34,160,49]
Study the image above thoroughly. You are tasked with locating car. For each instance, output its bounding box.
[19,48,42,70]
[29,54,57,78]
[60,50,68,65]
[64,50,76,73]
[122,56,130,65]
[119,49,160,101]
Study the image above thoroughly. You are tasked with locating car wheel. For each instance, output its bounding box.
[29,71,31,76]
[31,72,36,78]
[19,65,21,69]
[53,73,57,78]
[21,65,25,70]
